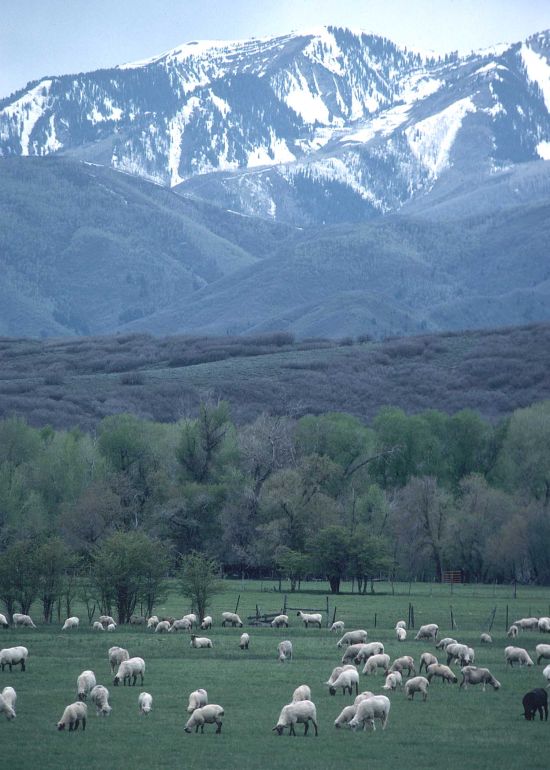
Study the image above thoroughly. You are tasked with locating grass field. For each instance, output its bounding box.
[1,580,550,770]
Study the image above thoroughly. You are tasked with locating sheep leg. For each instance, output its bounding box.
[289,723,296,736]
[20,660,25,672]
[304,721,309,736]
[82,717,86,731]
[312,718,318,736]
[355,681,359,696]
[215,720,222,733]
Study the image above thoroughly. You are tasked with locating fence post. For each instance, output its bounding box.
[332,606,337,626]
[450,605,455,630]
[235,595,241,614]
[283,595,287,614]
[488,606,497,632]
[374,612,377,628]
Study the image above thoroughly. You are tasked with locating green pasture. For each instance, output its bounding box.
[1,580,549,770]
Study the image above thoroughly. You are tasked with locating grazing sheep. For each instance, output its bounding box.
[536,644,550,665]
[480,633,493,644]
[446,643,475,667]
[389,656,416,676]
[507,625,519,638]
[187,688,208,713]
[337,630,368,648]
[108,646,129,674]
[382,672,402,691]
[505,646,534,667]
[113,657,145,686]
[190,635,213,649]
[395,620,407,630]
[57,702,87,731]
[77,670,96,701]
[362,653,391,676]
[435,637,458,651]
[297,611,322,629]
[326,665,356,687]
[273,700,318,736]
[414,624,439,642]
[221,612,243,627]
[271,614,289,628]
[62,616,79,631]
[543,664,550,687]
[538,617,550,634]
[155,620,171,633]
[0,614,8,628]
[354,691,375,704]
[129,615,146,625]
[147,616,159,629]
[419,652,438,673]
[183,613,198,628]
[522,688,548,721]
[92,621,104,631]
[185,704,224,734]
[201,616,213,630]
[138,692,153,715]
[460,666,501,691]
[404,676,430,701]
[353,642,385,665]
[98,615,116,628]
[426,663,458,684]
[292,685,311,702]
[90,685,112,716]
[239,633,250,650]
[330,621,345,632]
[170,619,192,633]
[277,640,293,663]
[396,627,407,642]
[12,613,36,629]
[513,617,539,631]
[0,646,28,672]
[349,695,391,731]
[0,688,16,720]
[327,668,359,696]
[334,704,357,729]
[107,623,116,632]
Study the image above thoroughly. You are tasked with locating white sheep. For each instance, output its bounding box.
[239,633,250,650]
[354,691,375,705]
[185,704,224,734]
[0,688,16,720]
[349,695,391,731]
[107,623,116,632]
[271,614,289,628]
[395,620,407,630]
[292,685,311,702]
[187,688,208,713]
[92,621,104,631]
[543,664,550,687]
[460,666,501,690]
[538,617,550,634]
[0,646,28,672]
[57,701,87,731]
[507,625,519,638]
[389,655,416,676]
[446,643,474,667]
[155,620,171,633]
[138,692,153,714]
[170,619,192,632]
[183,613,198,628]
[504,646,534,667]
[396,627,407,642]
[98,615,116,628]
[62,616,79,631]
[382,672,402,691]
[352,642,385,665]
[536,644,550,665]
[147,615,159,629]
[221,612,243,627]
[201,616,213,630]
[404,676,430,701]
[362,653,390,676]
[480,633,493,644]
[435,637,458,650]
[326,665,356,687]
[12,613,36,629]
[297,611,322,629]
[277,640,293,663]
[419,652,438,673]
[273,700,318,736]
[414,623,439,641]
[327,668,359,696]
[337,630,368,648]
[77,670,96,701]
[108,646,129,674]
[334,704,357,728]
[330,621,345,632]
[513,617,539,631]
[190,635,213,649]
[426,663,458,684]
[90,684,112,716]
[113,657,145,686]
[0,614,8,628]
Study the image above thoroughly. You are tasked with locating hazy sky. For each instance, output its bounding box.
[2,0,550,98]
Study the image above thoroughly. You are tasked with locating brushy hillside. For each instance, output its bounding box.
[0,323,549,430]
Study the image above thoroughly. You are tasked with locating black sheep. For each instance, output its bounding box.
[522,688,548,721]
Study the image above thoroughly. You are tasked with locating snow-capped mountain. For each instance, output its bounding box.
[1,26,550,223]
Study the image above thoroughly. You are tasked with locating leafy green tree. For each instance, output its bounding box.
[36,537,74,623]
[276,547,311,592]
[446,409,491,484]
[0,540,40,615]
[179,551,222,620]
[349,529,392,594]
[311,526,352,594]
[176,401,232,483]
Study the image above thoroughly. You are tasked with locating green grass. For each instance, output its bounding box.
[2,580,550,769]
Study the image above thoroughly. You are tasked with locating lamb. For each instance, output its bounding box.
[460,666,501,691]
[435,637,458,650]
[107,623,116,632]
[535,644,550,665]
[522,688,548,721]
[0,688,16,720]
[543,664,550,687]
[77,670,96,701]
[327,668,359,696]
[98,615,116,628]
[190,635,213,649]
[389,656,416,676]
[138,692,153,714]
[169,619,192,632]
[292,685,311,702]
[113,657,145,686]
[446,643,474,667]
[271,614,289,628]
[395,620,407,630]
[62,616,79,631]
[277,640,293,662]
[414,624,439,641]
[183,613,198,628]
[297,611,322,628]
[362,653,391,676]
[396,627,407,642]
[201,616,213,630]
[505,646,534,667]
[92,621,104,631]
[419,652,438,673]
[330,621,345,632]
[480,633,493,644]
[326,665,356,687]
[108,646,129,674]
[0,646,28,672]
[147,615,159,629]
[349,695,391,731]
[273,700,318,736]
[0,614,8,628]
[155,620,171,633]
[187,688,208,713]
[382,672,402,691]
[130,615,146,625]
[336,630,368,648]
[57,702,87,731]
[221,612,243,627]
[353,642,385,665]
[404,676,430,701]
[513,617,539,631]
[354,691,375,704]
[426,663,458,684]
[90,685,112,716]
[239,633,250,650]
[507,625,519,638]
[185,704,224,734]
[538,617,550,634]
[12,613,36,629]
[334,704,357,729]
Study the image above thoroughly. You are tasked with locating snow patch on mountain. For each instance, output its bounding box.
[520,44,550,112]
[537,140,550,159]
[1,79,52,154]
